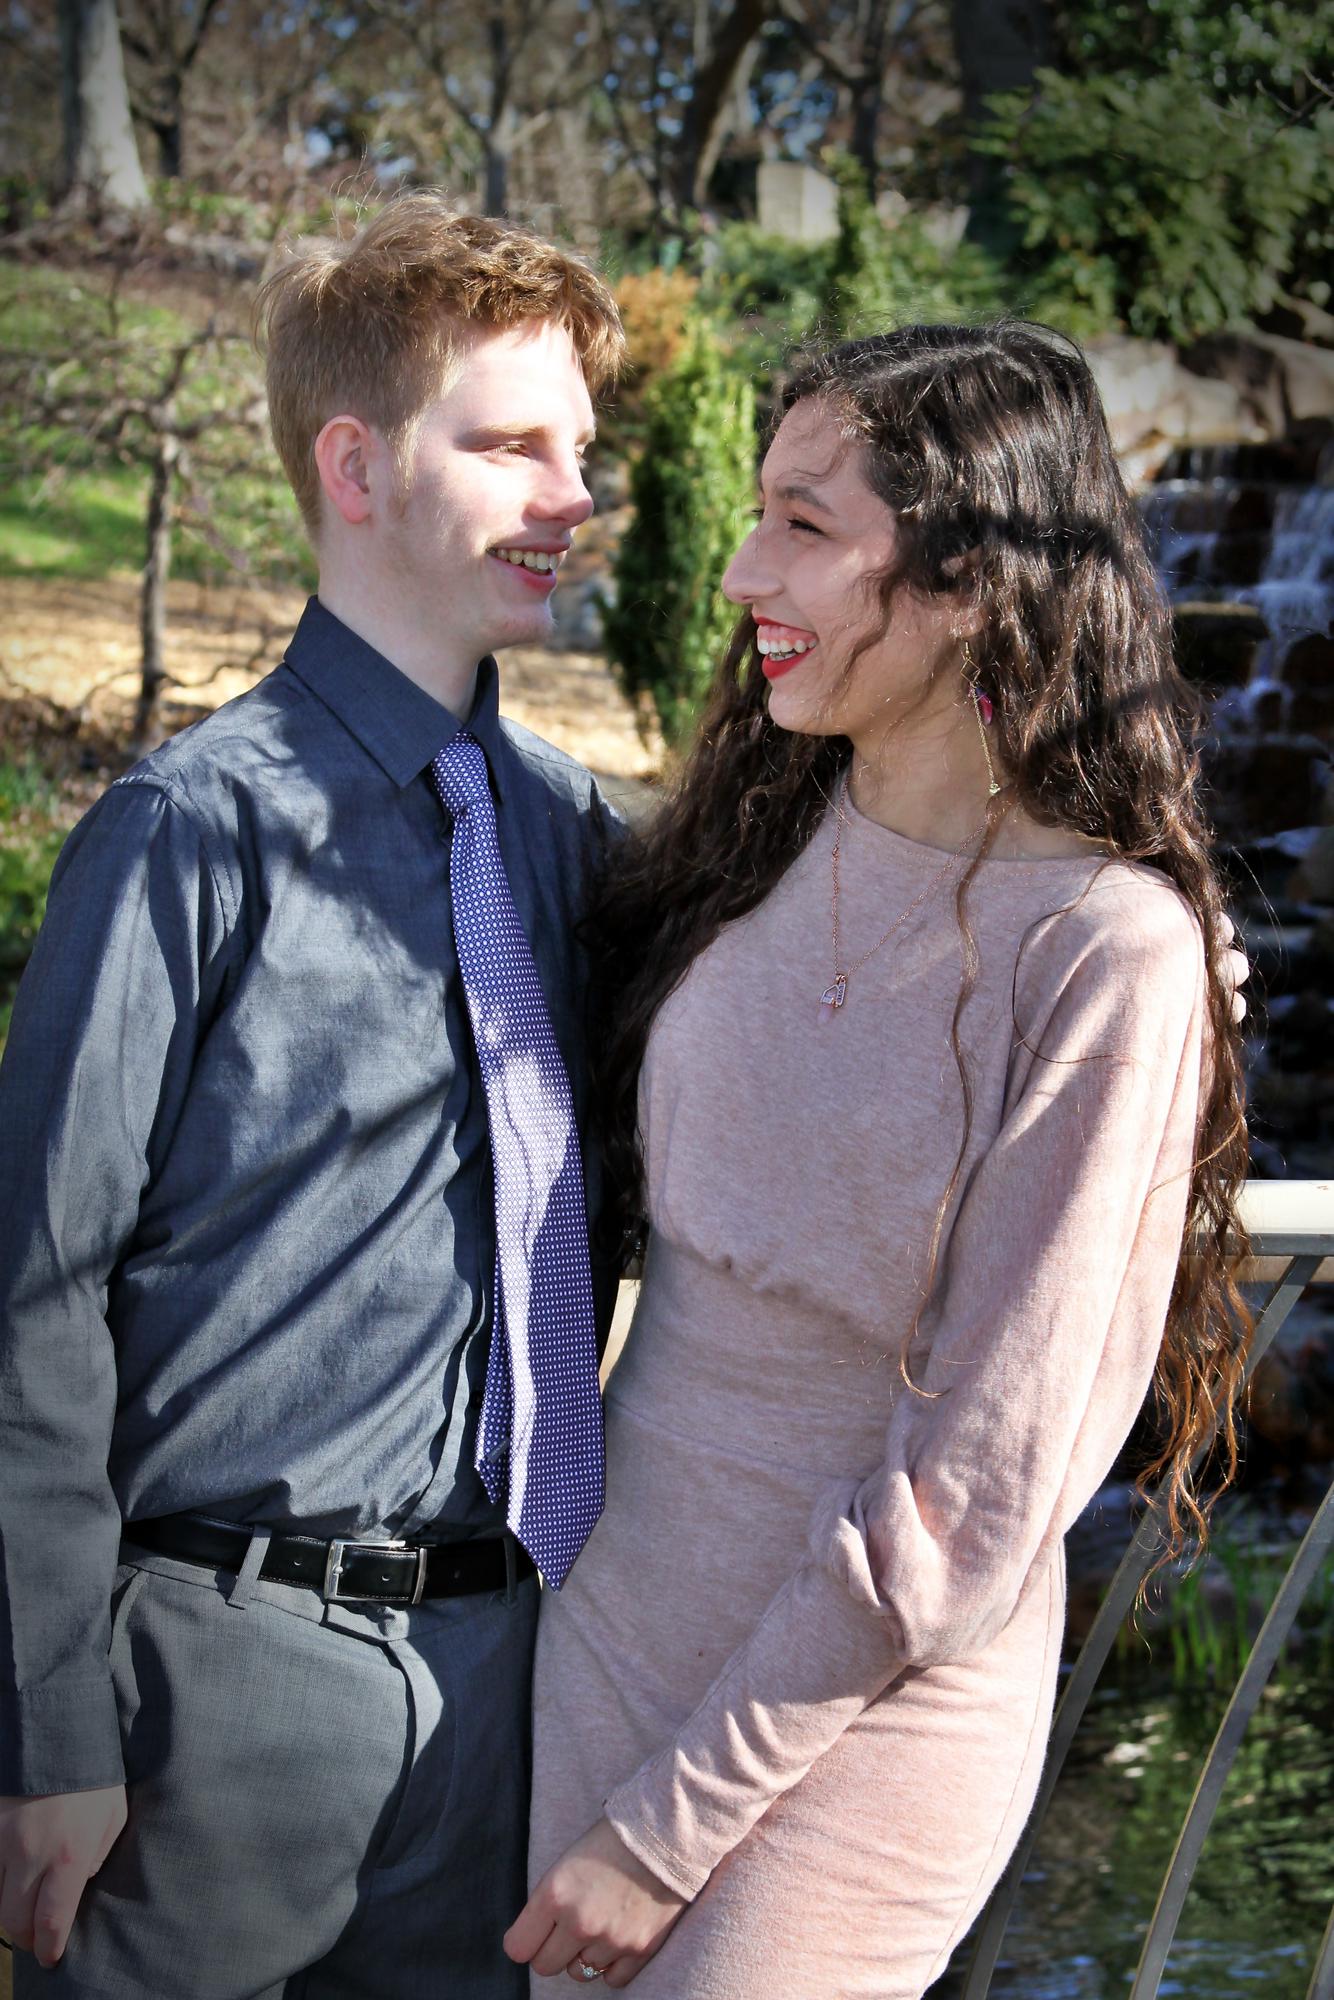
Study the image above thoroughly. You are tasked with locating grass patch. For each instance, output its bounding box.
[0,464,148,577]
[0,262,311,589]
[0,456,312,587]
[0,260,186,349]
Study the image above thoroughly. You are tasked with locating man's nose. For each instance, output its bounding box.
[543,458,594,529]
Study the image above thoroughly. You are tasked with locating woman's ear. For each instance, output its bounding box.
[943,547,985,642]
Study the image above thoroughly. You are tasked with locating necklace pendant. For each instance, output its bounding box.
[818,974,848,1023]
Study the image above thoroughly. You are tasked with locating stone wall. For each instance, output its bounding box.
[1089,332,1334,484]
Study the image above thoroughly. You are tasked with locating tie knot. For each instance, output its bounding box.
[432,731,491,819]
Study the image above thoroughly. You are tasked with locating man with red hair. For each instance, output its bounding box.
[0,195,626,1999]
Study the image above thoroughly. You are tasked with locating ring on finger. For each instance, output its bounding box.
[576,1958,605,1982]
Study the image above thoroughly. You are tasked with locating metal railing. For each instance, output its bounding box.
[961,1178,1334,2000]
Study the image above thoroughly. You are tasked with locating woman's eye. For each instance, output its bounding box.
[788,516,820,535]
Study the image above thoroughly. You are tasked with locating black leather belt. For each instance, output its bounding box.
[124,1513,534,1604]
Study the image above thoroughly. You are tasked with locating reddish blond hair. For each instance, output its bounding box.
[254,193,626,535]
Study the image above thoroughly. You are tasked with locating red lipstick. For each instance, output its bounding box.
[754,615,819,680]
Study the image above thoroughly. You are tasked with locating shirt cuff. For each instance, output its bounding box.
[604,1791,711,1900]
[0,1675,126,1796]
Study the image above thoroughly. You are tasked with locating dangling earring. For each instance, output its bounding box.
[963,641,1001,798]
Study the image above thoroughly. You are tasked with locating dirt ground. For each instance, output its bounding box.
[0,571,661,811]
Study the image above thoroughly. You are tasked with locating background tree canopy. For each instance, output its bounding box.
[0,0,1330,756]
[1,0,1327,351]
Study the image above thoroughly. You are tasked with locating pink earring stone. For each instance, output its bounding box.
[974,688,994,726]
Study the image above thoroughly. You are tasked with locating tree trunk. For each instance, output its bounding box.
[847,1,892,194]
[849,72,883,189]
[952,0,1053,249]
[58,0,150,209]
[480,5,513,217]
[157,118,183,178]
[137,425,178,741]
[484,139,509,217]
[953,0,1053,116]
[673,0,773,214]
[154,73,184,178]
[693,34,763,208]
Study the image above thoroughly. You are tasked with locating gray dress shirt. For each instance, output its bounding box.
[0,597,621,1794]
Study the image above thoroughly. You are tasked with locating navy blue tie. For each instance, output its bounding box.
[431,731,604,1588]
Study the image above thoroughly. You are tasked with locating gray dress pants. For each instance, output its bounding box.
[14,1542,539,2000]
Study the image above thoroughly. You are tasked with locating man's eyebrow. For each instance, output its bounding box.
[759,478,835,514]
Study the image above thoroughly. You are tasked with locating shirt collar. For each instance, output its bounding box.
[282,596,506,796]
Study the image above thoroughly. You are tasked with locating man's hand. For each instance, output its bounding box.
[0,1787,127,1967]
[504,1817,688,1989]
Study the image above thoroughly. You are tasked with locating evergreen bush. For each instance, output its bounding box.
[601,327,755,753]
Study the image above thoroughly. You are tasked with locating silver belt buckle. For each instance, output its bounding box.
[322,1538,429,1605]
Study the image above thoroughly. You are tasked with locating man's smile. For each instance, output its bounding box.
[488,544,568,592]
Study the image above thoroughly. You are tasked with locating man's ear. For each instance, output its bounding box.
[314,415,376,527]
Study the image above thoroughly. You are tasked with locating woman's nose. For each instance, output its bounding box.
[722,529,769,605]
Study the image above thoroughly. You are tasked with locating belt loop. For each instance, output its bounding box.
[503,1532,519,1606]
[224,1525,271,1609]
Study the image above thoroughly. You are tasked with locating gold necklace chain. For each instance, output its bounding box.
[820,782,984,1018]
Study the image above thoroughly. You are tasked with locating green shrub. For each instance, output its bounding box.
[1115,1510,1334,1686]
[978,66,1333,344]
[151,179,267,238]
[1059,0,1332,108]
[601,327,755,752]
[602,267,705,452]
[0,759,68,1048]
[825,159,1009,340]
[696,224,835,342]
[0,830,61,972]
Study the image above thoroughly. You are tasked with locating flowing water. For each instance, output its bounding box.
[1141,441,1334,803]
[937,1665,1334,1998]
[1140,438,1334,1176]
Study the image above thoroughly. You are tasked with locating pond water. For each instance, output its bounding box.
[936,1663,1334,1998]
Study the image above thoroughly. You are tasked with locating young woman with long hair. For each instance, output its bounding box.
[505,321,1252,1998]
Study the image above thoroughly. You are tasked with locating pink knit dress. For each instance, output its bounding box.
[528,794,1206,1999]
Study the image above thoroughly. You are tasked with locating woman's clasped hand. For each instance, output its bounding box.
[504,1817,687,1987]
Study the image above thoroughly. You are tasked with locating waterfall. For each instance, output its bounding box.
[1141,435,1334,1181]
[1140,440,1334,820]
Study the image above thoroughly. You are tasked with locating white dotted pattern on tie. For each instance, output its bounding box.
[431,732,604,1588]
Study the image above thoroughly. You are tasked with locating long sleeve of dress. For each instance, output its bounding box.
[604,883,1206,1898]
[0,777,232,1794]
